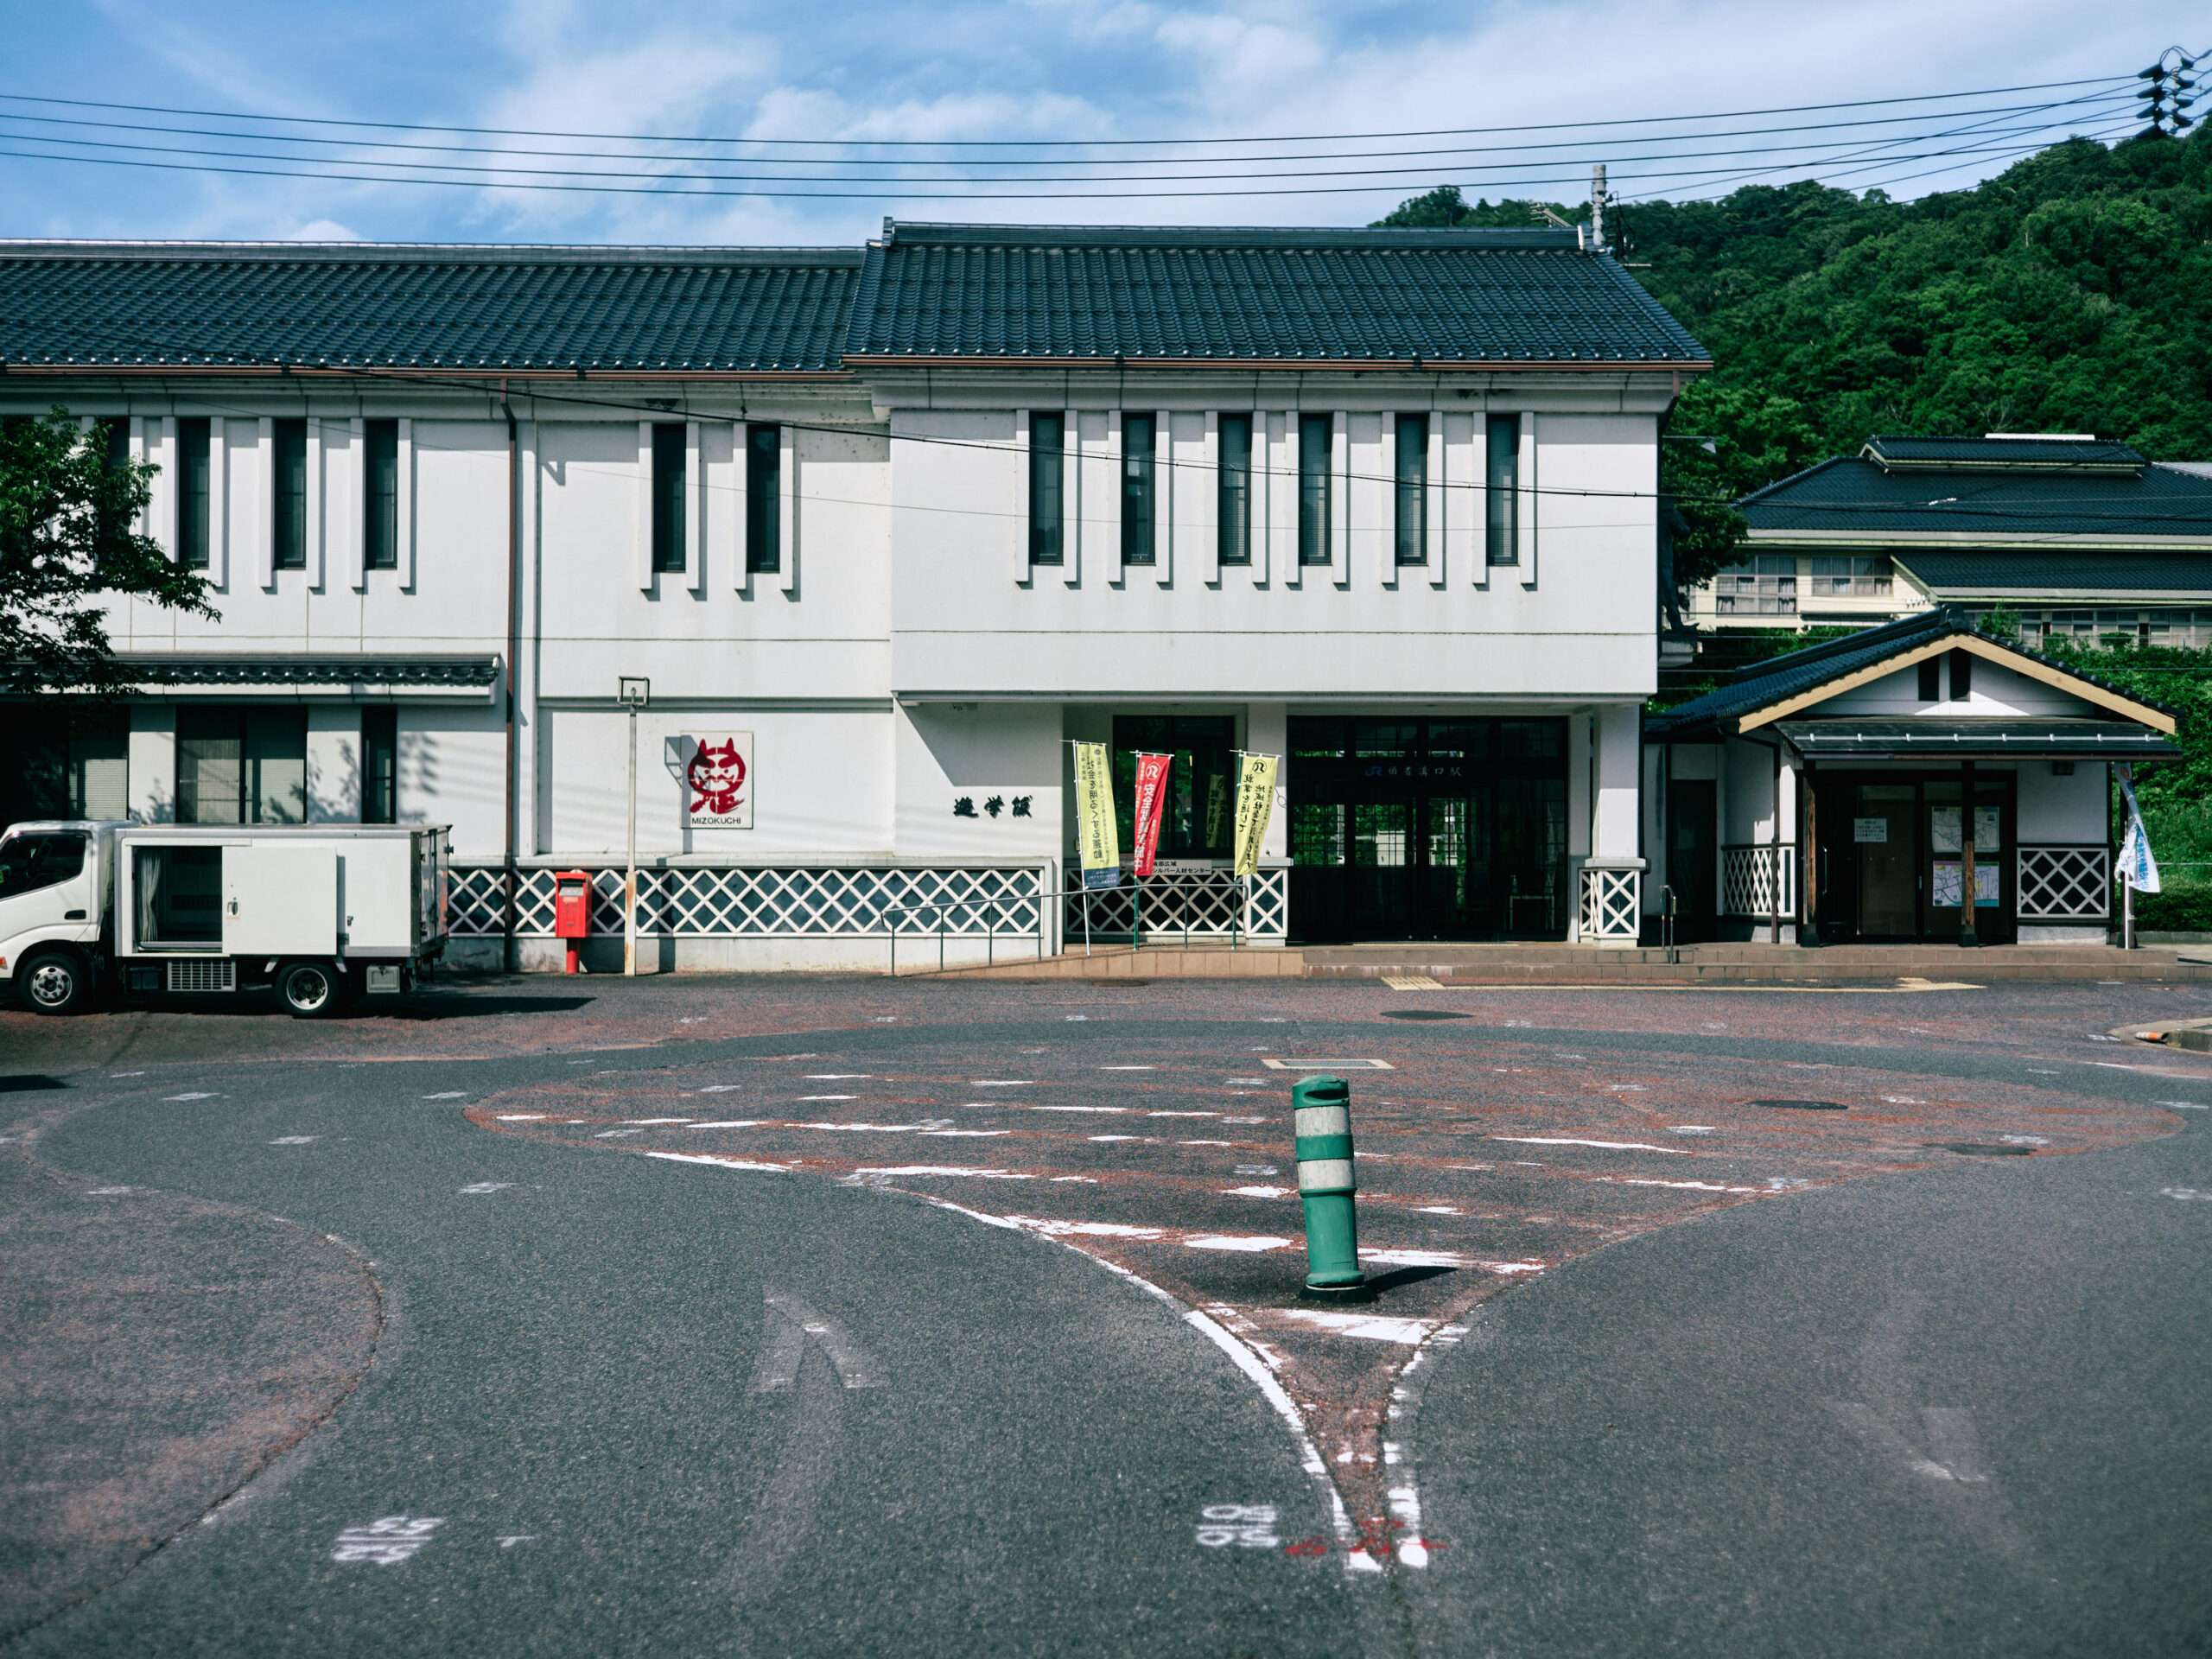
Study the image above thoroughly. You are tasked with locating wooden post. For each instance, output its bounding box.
[1959,758,1979,948]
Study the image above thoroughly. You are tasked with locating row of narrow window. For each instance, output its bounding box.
[651,421,782,575]
[1027,413,1523,571]
[158,418,786,579]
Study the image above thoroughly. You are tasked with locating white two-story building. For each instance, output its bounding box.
[0,222,1708,968]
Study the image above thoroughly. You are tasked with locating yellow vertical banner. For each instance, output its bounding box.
[1232,753,1279,876]
[1071,741,1122,889]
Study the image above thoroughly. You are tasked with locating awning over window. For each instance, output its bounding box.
[1773,719,2178,760]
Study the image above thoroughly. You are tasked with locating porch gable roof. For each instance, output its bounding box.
[1648,607,2177,740]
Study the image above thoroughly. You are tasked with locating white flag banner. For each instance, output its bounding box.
[2117,765,2160,893]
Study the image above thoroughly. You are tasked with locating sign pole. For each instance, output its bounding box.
[619,677,650,977]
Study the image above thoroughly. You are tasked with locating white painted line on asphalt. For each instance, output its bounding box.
[970,1079,1038,1086]
[1090,1134,1141,1141]
[2158,1100,2208,1109]
[804,1074,873,1080]
[86,1186,133,1196]
[1261,1058,1394,1070]
[791,1122,921,1132]
[1180,1139,1236,1147]
[594,1128,644,1138]
[497,1114,548,1121]
[855,1165,1033,1179]
[1414,1205,1457,1215]
[687,1120,763,1128]
[1235,1164,1279,1174]
[1065,1015,1089,1021]
[798,1095,857,1102]
[920,1128,1010,1137]
[2000,1135,2050,1146]
[1049,1175,1098,1183]
[1602,1177,1758,1194]
[498,1535,534,1548]
[1278,1309,1436,1345]
[696,1084,743,1094]
[332,1516,442,1565]
[1224,1078,1269,1086]
[1195,1503,1281,1547]
[460,1182,512,1195]
[1360,1249,1465,1268]
[2163,1187,2210,1201]
[644,1152,794,1173]
[1491,1136,1692,1154]
[1151,1110,1217,1117]
[163,1093,218,1102]
[270,1135,318,1145]
[1184,1234,1294,1252]
[626,1118,692,1124]
[423,1092,467,1100]
[111,1071,145,1077]
[1003,1217,1167,1239]
[1222,1116,1268,1124]
[1034,1105,1125,1113]
[1225,1185,1293,1198]
[1669,1127,1716,1135]
[760,1289,885,1389]
[1100,1065,1154,1071]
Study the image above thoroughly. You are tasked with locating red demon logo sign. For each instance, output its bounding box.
[687,739,747,817]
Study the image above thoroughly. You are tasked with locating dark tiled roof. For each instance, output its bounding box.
[844,221,1708,363]
[0,243,861,372]
[1648,607,2174,737]
[1895,551,2212,596]
[1740,457,2212,541]
[1775,718,2177,758]
[1864,434,2144,472]
[117,653,500,687]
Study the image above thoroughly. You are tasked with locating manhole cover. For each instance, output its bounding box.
[1747,1098,1847,1111]
[1380,1009,1469,1021]
[1929,1141,2036,1156]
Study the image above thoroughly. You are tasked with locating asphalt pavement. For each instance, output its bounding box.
[13,1046,1370,1657]
[7,977,2211,1655]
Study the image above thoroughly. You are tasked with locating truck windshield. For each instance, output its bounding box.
[0,834,87,899]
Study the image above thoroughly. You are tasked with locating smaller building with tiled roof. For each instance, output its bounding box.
[1684,433,2212,650]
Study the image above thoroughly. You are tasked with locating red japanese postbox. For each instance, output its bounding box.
[553,871,592,975]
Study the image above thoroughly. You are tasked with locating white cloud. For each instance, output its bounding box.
[286,219,365,242]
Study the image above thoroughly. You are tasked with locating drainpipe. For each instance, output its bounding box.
[502,382,521,976]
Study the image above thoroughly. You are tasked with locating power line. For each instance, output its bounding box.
[0,76,2136,151]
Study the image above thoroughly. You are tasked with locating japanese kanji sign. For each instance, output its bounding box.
[1233,753,1279,876]
[681,732,753,829]
[1131,753,1173,880]
[1072,741,1121,889]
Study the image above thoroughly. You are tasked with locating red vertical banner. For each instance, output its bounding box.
[1131,753,1173,880]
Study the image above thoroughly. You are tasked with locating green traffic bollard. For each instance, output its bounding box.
[1293,1074,1367,1294]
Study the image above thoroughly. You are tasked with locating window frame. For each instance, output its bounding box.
[746,422,781,575]
[362,706,398,823]
[1298,413,1332,567]
[177,417,212,569]
[1028,411,1065,567]
[1394,413,1428,567]
[1120,412,1157,568]
[1484,414,1519,568]
[1214,413,1253,568]
[364,418,400,571]
[650,422,687,575]
[270,418,308,571]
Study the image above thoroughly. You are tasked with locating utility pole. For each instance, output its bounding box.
[1590,164,1610,253]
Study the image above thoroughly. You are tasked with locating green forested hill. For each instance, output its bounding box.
[1377,130,2212,582]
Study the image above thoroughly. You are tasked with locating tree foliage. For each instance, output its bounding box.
[0,409,213,696]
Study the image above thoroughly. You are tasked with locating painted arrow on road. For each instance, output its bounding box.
[751,1290,884,1391]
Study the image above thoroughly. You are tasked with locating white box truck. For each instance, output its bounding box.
[0,820,450,1017]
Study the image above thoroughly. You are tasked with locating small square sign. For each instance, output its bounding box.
[680,732,753,829]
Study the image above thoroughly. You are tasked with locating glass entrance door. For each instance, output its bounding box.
[1854,784,1917,937]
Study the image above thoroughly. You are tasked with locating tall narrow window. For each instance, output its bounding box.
[747,423,781,574]
[1949,648,1973,701]
[651,423,686,574]
[365,418,399,570]
[1299,414,1332,566]
[1029,412,1064,566]
[273,418,307,570]
[362,706,397,823]
[178,417,211,569]
[1485,413,1520,567]
[1217,414,1252,566]
[1121,413,1156,566]
[1395,414,1428,566]
[96,418,130,555]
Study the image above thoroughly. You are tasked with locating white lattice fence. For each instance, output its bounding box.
[1063,869,1289,944]
[448,865,1046,940]
[2017,845,2110,921]
[1721,844,1796,918]
[1579,865,1642,944]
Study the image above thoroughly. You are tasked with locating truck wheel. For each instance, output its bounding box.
[277,961,339,1019]
[19,951,87,1015]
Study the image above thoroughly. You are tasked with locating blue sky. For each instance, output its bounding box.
[3,0,2201,245]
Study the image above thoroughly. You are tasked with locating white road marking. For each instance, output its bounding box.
[1360,1248,1465,1268]
[423,1092,467,1100]
[1151,1110,1217,1117]
[791,1121,920,1132]
[1224,1078,1269,1086]
[110,1071,146,1077]
[1090,1134,1141,1141]
[1064,1015,1089,1021]
[1099,1065,1154,1071]
[498,1535,534,1548]
[1033,1105,1125,1113]
[798,1095,857,1102]
[86,1186,133,1196]
[1387,1481,1428,1567]
[1049,1175,1098,1183]
[625,1118,692,1125]
[1184,1234,1294,1252]
[1179,1139,1235,1147]
[2000,1135,2049,1147]
[696,1084,743,1094]
[921,1127,1010,1137]
[332,1516,442,1564]
[1415,1205,1457,1215]
[460,1182,513,1195]
[496,1114,548,1122]
[643,1153,794,1173]
[1260,1058,1394,1070]
[2158,1100,2209,1109]
[2163,1187,2211,1201]
[1277,1309,1437,1344]
[269,1135,318,1145]
[804,1074,872,1079]
[1381,974,1442,990]
[1222,1116,1268,1124]
[164,1093,218,1102]
[1490,1136,1691,1154]
[970,1080,1037,1086]
[1669,1126,1715,1135]
[2027,1069,2061,1075]
[1225,1185,1292,1198]
[1003,1217,1167,1239]
[594,1128,644,1139]
[1602,1177,1758,1193]
[754,1289,884,1389]
[687,1120,762,1128]
[854,1165,1033,1179]
[1606,1084,1648,1092]
[1881,1096,1924,1104]
[1235,1164,1279,1175]
[1195,1503,1282,1547]
[1764,1176,1813,1191]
